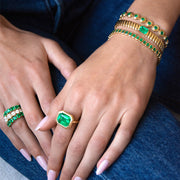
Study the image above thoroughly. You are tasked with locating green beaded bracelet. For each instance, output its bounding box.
[119,12,169,47]
[108,29,162,64]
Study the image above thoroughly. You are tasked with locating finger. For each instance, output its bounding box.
[42,38,77,79]
[17,89,52,157]
[59,107,100,180]
[95,109,140,176]
[31,61,56,114]
[0,102,31,161]
[35,89,66,131]
[72,111,118,180]
[47,102,81,179]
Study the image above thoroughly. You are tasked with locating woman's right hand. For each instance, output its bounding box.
[0,15,76,170]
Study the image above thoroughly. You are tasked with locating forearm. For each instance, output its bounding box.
[128,0,180,35]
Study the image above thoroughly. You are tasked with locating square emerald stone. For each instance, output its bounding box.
[132,34,136,38]
[149,45,153,49]
[140,38,143,42]
[139,26,149,35]
[136,36,139,40]
[57,111,72,128]
[129,32,132,36]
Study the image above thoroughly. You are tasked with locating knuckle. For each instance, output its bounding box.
[54,130,69,146]
[12,119,27,132]
[26,114,39,128]
[90,135,108,152]
[68,141,84,155]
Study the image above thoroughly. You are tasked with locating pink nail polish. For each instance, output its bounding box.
[74,177,82,180]
[20,149,32,161]
[36,156,47,171]
[96,160,109,175]
[48,170,56,180]
[35,116,48,131]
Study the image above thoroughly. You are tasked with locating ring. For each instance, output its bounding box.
[3,105,24,127]
[56,111,79,128]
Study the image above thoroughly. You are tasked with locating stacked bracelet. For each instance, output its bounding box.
[108,29,162,63]
[119,12,169,46]
[115,20,165,52]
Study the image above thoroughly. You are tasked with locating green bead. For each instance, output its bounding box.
[140,38,143,42]
[122,30,125,33]
[129,32,132,36]
[134,14,138,18]
[125,31,128,34]
[156,50,159,54]
[139,26,149,35]
[147,21,152,26]
[7,109,11,113]
[13,116,17,121]
[118,29,121,32]
[160,31,164,35]
[154,26,158,30]
[127,12,132,16]
[16,114,21,118]
[141,17,146,22]
[143,40,146,44]
[57,112,72,128]
[136,36,139,40]
[149,45,153,49]
[122,12,126,15]
[132,34,136,38]
[146,43,150,47]
[153,48,156,52]
[116,29,119,32]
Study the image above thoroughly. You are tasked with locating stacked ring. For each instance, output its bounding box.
[56,111,79,129]
[3,105,24,127]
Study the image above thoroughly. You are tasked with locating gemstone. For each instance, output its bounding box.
[16,110,20,114]
[136,36,139,39]
[125,31,128,34]
[7,114,12,119]
[127,12,132,17]
[140,17,146,22]
[149,45,153,49]
[139,26,149,34]
[160,31,164,35]
[156,50,159,54]
[7,109,11,113]
[116,29,119,32]
[143,40,146,44]
[146,43,150,47]
[13,116,17,121]
[147,21,152,26]
[16,114,21,118]
[153,48,156,51]
[122,30,125,33]
[140,38,143,42]
[11,111,16,116]
[129,32,132,36]
[132,34,136,38]
[134,14,139,19]
[153,25,159,31]
[118,29,121,32]
[57,111,72,128]
[122,12,126,16]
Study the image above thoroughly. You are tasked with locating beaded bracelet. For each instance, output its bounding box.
[108,29,162,63]
[115,20,165,52]
[119,12,169,46]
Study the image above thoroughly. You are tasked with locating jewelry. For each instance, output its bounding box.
[3,105,24,127]
[115,20,165,52]
[56,111,79,128]
[119,12,169,46]
[108,29,162,64]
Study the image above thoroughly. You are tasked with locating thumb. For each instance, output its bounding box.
[42,38,77,79]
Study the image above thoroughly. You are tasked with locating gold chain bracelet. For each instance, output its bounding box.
[115,20,165,52]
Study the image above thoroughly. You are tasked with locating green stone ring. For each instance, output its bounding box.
[56,111,79,128]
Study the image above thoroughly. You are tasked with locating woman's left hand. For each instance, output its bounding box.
[37,35,157,180]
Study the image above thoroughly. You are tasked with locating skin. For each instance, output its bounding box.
[0,15,76,167]
[38,0,180,179]
[0,0,179,179]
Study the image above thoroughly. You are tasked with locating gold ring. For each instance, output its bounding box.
[56,111,78,128]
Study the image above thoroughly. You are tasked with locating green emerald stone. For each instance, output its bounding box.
[122,30,125,33]
[7,109,11,113]
[140,38,143,42]
[143,40,146,44]
[136,36,139,39]
[127,12,132,16]
[118,29,121,32]
[57,112,72,128]
[153,48,156,51]
[139,26,149,35]
[13,116,17,121]
[134,14,138,18]
[156,50,159,54]
[129,32,132,36]
[147,21,152,26]
[116,29,118,32]
[125,31,128,34]
[146,43,150,47]
[16,114,21,118]
[149,45,153,49]
[132,34,136,38]
[153,26,158,30]
[141,17,145,22]
[122,12,126,15]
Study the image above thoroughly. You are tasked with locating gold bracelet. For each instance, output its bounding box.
[108,29,162,64]
[119,12,169,47]
[115,20,165,52]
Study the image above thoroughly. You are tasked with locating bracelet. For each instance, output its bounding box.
[119,12,169,46]
[115,20,165,52]
[108,29,162,64]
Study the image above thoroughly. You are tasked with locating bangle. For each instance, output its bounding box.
[119,12,169,46]
[115,20,165,52]
[108,29,162,64]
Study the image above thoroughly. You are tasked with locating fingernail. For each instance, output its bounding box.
[20,149,32,161]
[36,156,47,171]
[48,170,56,180]
[35,116,48,131]
[74,177,82,180]
[96,160,109,175]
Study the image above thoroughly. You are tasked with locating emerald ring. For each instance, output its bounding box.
[56,111,79,128]
[3,105,24,127]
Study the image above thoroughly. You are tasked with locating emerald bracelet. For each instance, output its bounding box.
[119,12,169,47]
[108,29,162,64]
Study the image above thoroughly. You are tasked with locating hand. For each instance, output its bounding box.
[0,15,76,170]
[38,34,157,179]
